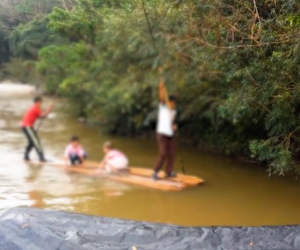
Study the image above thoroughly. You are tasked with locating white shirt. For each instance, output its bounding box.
[156,103,176,137]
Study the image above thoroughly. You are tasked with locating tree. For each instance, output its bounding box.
[7,0,300,176]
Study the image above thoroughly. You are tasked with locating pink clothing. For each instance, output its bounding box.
[105,149,128,170]
[106,149,126,160]
[64,144,85,157]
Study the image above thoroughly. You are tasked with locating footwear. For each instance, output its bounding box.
[24,157,30,161]
[39,158,48,163]
[152,172,159,180]
[165,172,177,178]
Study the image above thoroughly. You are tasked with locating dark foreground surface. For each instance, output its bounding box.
[0,208,299,250]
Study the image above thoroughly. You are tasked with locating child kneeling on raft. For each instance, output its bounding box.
[64,136,87,166]
[98,141,128,173]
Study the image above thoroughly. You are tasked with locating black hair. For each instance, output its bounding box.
[70,136,79,142]
[34,96,42,103]
[169,95,177,102]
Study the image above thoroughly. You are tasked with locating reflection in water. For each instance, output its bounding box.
[25,165,44,208]
[1,93,300,226]
[25,165,43,182]
[28,191,45,208]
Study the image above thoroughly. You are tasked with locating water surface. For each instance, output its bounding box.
[1,92,300,226]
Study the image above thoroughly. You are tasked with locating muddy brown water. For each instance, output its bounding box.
[1,92,300,226]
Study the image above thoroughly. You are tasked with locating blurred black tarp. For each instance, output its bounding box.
[0,207,298,250]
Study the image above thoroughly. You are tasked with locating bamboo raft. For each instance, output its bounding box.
[27,160,204,191]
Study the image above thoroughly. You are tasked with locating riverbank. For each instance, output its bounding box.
[0,81,37,95]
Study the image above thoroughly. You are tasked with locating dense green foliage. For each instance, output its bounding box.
[9,15,60,59]
[0,0,72,74]
[2,0,300,176]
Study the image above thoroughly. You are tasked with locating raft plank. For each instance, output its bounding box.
[26,160,187,191]
[129,167,204,186]
[82,160,204,186]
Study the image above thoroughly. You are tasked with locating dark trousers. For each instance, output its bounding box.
[69,153,87,165]
[154,133,175,174]
[22,127,45,160]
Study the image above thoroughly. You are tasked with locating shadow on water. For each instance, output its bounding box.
[1,90,300,226]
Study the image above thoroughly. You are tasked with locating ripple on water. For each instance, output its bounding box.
[0,120,6,128]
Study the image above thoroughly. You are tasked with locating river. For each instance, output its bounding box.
[1,89,300,226]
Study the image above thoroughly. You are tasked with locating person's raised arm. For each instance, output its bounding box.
[159,67,175,110]
[158,67,167,104]
[40,101,54,118]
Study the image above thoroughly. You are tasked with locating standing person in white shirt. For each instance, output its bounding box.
[152,68,177,180]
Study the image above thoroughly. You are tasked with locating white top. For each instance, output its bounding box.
[156,103,176,137]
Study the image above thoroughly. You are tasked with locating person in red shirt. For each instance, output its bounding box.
[21,96,53,162]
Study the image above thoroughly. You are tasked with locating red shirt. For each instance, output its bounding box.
[21,105,42,127]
